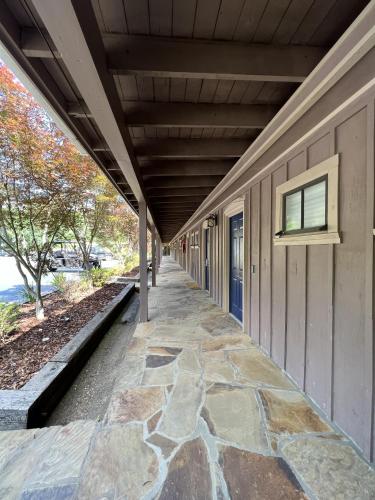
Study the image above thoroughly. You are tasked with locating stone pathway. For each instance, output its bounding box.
[0,257,374,499]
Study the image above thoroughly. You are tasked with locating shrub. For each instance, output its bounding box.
[109,265,122,277]
[61,274,93,303]
[89,268,114,287]
[51,273,68,292]
[123,254,139,274]
[79,272,94,291]
[0,302,20,342]
[21,285,36,303]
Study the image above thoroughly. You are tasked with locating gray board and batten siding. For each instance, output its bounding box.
[173,51,375,462]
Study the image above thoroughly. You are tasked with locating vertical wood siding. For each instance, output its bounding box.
[333,108,369,455]
[271,165,287,368]
[285,152,307,389]
[250,184,261,344]
[260,176,272,354]
[305,134,333,416]
[179,93,375,462]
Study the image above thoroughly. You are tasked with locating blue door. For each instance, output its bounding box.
[230,212,243,322]
[204,228,210,291]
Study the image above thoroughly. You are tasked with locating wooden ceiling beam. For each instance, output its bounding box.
[140,160,233,177]
[155,212,196,217]
[154,206,197,211]
[21,31,325,83]
[105,35,325,83]
[69,100,276,128]
[154,205,196,210]
[149,195,207,204]
[145,175,223,189]
[124,102,277,128]
[156,218,190,222]
[133,139,249,160]
[148,187,212,197]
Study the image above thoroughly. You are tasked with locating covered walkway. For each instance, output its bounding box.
[0,257,374,499]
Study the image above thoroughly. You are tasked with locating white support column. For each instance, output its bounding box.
[151,225,157,287]
[139,200,148,322]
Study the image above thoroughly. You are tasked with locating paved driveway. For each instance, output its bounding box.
[0,257,56,303]
[0,256,120,303]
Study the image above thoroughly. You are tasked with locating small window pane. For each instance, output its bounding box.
[285,191,302,231]
[304,180,326,228]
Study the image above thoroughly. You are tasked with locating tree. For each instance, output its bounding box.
[67,172,119,269]
[0,64,91,318]
[97,199,138,265]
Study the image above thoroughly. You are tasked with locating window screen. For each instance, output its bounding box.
[285,191,302,231]
[283,177,327,233]
[304,180,326,228]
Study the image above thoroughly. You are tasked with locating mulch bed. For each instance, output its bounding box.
[122,266,139,277]
[0,283,126,390]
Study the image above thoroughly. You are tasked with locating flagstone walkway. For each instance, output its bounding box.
[1,257,374,499]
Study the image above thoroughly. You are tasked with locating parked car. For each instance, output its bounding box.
[88,254,101,269]
[91,247,113,261]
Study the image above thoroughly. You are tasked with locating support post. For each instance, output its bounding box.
[151,225,156,287]
[139,200,148,322]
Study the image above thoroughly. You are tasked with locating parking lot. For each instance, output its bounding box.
[0,256,63,303]
[0,256,118,303]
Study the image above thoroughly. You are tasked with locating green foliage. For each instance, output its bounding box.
[21,285,36,303]
[59,273,92,303]
[79,272,94,291]
[0,302,20,342]
[51,273,68,292]
[122,254,139,274]
[89,268,115,287]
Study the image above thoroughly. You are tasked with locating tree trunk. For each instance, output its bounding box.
[35,276,44,320]
[82,254,91,270]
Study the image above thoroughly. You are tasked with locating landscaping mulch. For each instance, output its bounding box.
[0,283,126,390]
[122,265,139,277]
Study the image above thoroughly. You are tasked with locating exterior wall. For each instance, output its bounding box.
[250,105,373,461]
[173,49,375,462]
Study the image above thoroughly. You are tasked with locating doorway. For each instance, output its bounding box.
[204,228,210,291]
[229,212,243,322]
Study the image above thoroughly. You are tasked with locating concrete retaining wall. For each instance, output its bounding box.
[0,283,135,430]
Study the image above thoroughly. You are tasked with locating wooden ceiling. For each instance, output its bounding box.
[0,0,369,241]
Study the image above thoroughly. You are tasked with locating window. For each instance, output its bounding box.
[283,176,327,234]
[190,232,199,247]
[274,154,340,246]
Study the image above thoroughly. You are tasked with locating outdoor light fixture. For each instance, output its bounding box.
[206,214,217,228]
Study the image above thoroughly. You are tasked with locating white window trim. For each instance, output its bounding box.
[222,197,247,330]
[274,154,341,246]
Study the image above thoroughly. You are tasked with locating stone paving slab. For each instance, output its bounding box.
[1,257,374,499]
[202,384,268,452]
[281,438,375,499]
[229,349,295,389]
[77,423,159,500]
[260,388,332,435]
[219,446,307,499]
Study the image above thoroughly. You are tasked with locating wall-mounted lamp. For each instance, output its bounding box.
[206,214,217,228]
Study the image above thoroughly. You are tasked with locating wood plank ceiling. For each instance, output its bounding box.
[1,0,369,241]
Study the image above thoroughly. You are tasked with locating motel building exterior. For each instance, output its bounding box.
[0,0,375,498]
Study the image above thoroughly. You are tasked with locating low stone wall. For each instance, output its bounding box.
[0,283,135,430]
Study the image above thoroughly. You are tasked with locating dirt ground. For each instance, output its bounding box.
[0,283,126,390]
